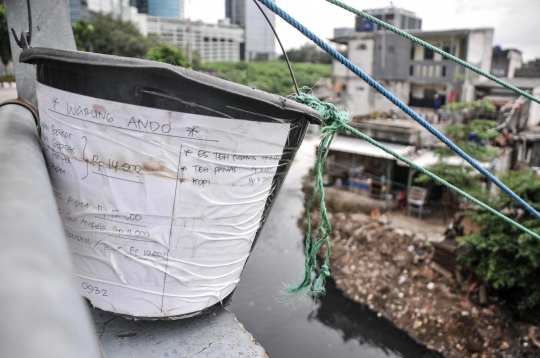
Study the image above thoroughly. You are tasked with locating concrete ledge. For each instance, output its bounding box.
[92,308,268,358]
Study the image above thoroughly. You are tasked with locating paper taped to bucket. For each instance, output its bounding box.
[24,48,320,319]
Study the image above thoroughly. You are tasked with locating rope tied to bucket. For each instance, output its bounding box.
[283,90,350,298]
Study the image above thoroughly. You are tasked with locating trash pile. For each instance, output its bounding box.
[299,211,540,358]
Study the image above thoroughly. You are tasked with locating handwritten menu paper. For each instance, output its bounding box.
[37,83,291,317]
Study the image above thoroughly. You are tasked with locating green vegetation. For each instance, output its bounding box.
[279,44,333,64]
[145,44,190,68]
[415,115,499,198]
[72,19,95,52]
[200,61,331,96]
[0,5,11,72]
[459,170,540,310]
[72,14,159,58]
[416,100,540,310]
[434,119,500,162]
[72,14,193,68]
[70,16,331,95]
[442,100,496,113]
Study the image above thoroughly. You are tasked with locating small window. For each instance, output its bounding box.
[442,66,446,77]
[357,43,367,50]
[410,46,415,60]
[409,65,414,76]
[388,45,395,53]
[424,48,434,60]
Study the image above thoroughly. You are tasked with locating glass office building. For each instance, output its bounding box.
[67,0,90,22]
[225,0,275,61]
[130,0,184,19]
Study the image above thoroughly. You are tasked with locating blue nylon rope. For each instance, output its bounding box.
[256,0,540,221]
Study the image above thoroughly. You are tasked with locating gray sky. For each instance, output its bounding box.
[187,0,540,61]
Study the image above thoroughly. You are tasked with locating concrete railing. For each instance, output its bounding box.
[0,103,100,358]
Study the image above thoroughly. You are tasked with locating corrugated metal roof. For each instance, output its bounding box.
[328,135,415,160]
[398,150,491,169]
[476,77,540,89]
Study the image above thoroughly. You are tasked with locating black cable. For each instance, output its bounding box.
[252,0,300,95]
[27,0,32,45]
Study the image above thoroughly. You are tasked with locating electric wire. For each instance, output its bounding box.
[252,0,300,95]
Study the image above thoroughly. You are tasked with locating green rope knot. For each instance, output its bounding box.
[282,91,350,301]
[292,91,350,130]
[284,89,540,303]
[320,264,330,276]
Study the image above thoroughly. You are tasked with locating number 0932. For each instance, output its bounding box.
[81,282,108,296]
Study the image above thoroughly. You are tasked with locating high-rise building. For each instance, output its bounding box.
[147,17,244,63]
[66,0,90,22]
[130,0,185,19]
[225,0,275,61]
[355,6,422,33]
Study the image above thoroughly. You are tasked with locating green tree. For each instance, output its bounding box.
[442,100,496,114]
[74,13,158,58]
[145,44,190,68]
[72,20,94,52]
[0,5,12,73]
[416,111,499,201]
[279,44,333,64]
[524,58,540,71]
[191,50,202,70]
[459,170,540,310]
[200,61,331,96]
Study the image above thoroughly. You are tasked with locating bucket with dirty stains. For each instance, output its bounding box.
[21,48,321,319]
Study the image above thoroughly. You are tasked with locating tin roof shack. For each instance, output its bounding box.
[324,118,442,201]
[325,135,415,199]
[475,77,540,168]
[347,117,440,147]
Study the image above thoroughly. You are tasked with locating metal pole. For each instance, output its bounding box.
[4,0,76,106]
[0,104,100,358]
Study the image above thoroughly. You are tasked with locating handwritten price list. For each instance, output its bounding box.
[37,83,291,317]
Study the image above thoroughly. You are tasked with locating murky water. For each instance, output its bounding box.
[229,135,439,358]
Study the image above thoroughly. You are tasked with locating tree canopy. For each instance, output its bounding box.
[459,170,540,310]
[72,19,95,52]
[200,61,331,96]
[279,44,334,64]
[415,115,500,198]
[0,5,12,67]
[72,14,159,58]
[145,44,190,68]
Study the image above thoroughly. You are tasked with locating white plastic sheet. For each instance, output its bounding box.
[37,83,290,318]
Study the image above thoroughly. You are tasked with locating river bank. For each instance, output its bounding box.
[229,136,437,358]
[301,183,540,358]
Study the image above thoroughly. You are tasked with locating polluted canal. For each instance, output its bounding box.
[229,134,439,358]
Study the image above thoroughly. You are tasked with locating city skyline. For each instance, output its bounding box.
[187,0,540,61]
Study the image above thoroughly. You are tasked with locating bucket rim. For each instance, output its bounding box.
[20,47,323,125]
